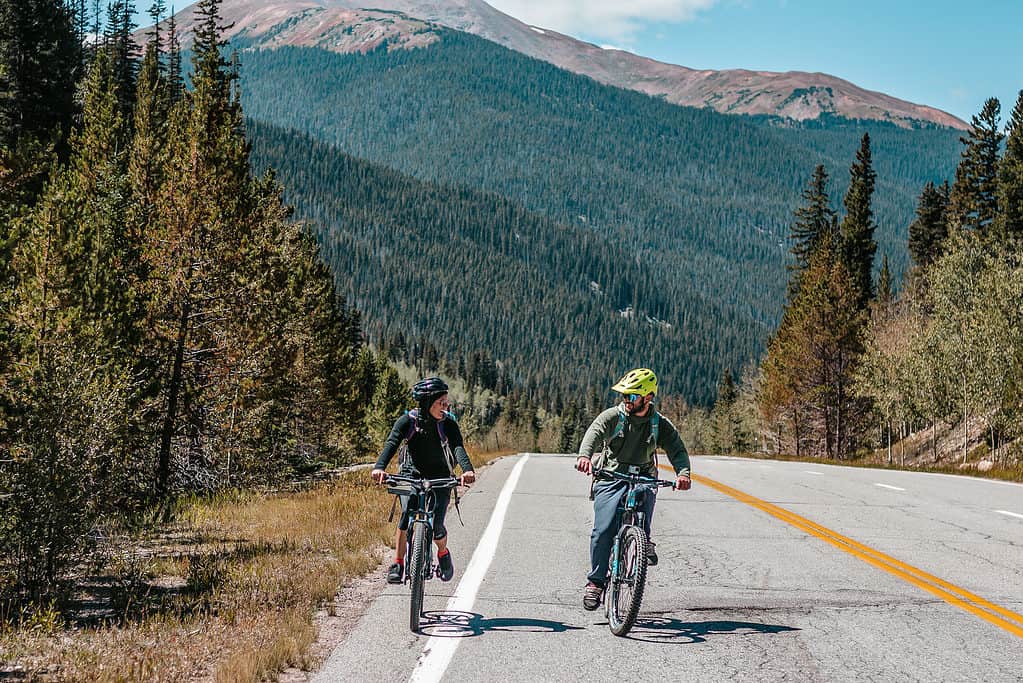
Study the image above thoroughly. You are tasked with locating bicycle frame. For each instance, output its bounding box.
[598,469,670,530]
[385,474,459,632]
[596,469,673,636]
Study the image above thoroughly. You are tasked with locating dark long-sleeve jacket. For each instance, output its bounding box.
[375,412,473,479]
[578,405,691,478]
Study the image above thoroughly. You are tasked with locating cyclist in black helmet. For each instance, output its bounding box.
[372,377,475,584]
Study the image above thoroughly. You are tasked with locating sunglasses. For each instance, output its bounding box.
[624,393,644,402]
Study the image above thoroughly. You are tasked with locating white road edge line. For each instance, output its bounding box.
[996,510,1023,520]
[805,471,823,475]
[875,483,906,491]
[408,454,530,683]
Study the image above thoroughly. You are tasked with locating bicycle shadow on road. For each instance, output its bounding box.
[613,617,799,644]
[418,610,584,638]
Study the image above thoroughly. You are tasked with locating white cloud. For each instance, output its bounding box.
[487,0,719,42]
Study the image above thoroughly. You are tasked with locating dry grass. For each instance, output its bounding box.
[0,471,394,682]
[0,450,517,682]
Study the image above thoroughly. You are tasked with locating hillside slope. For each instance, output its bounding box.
[236,31,961,317]
[248,121,742,404]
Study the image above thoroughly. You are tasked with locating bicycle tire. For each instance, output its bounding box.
[607,525,648,636]
[408,521,428,632]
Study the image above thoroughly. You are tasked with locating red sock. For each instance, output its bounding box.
[394,558,403,565]
[437,548,449,558]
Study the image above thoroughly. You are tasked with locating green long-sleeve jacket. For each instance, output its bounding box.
[578,405,691,478]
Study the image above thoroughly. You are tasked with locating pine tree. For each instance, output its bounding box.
[147,0,168,55]
[876,254,894,308]
[760,234,868,459]
[996,90,1023,241]
[949,97,1003,235]
[908,181,950,268]
[144,0,249,498]
[840,133,878,308]
[788,164,838,299]
[0,0,81,150]
[166,8,183,102]
[102,0,138,113]
[709,369,738,453]
[366,365,409,445]
[1,48,140,594]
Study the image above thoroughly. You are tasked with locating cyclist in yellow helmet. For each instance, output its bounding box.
[575,368,692,611]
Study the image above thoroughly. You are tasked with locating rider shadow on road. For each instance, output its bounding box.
[419,610,584,638]
[613,617,799,644]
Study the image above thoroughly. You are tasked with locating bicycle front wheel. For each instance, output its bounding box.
[408,521,429,632]
[607,525,648,636]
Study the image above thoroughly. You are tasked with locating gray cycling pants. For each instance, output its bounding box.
[587,480,655,585]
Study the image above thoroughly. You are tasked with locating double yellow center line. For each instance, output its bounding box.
[660,465,1023,639]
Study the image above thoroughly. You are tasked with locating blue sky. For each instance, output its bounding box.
[132,0,1021,124]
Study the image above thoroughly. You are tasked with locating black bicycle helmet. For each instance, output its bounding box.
[411,376,448,407]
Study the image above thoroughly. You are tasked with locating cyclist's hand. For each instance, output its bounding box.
[674,475,691,491]
[371,469,387,485]
[575,456,592,475]
[460,471,476,486]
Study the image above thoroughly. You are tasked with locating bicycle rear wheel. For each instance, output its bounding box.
[408,521,429,632]
[607,525,648,636]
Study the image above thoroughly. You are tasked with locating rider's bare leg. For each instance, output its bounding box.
[395,528,408,562]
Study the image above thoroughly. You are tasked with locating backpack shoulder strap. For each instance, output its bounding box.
[405,410,419,442]
[436,410,456,444]
[610,407,627,441]
[651,411,660,445]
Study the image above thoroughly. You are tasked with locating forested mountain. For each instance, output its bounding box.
[234,30,961,403]
[248,121,740,406]
[165,0,966,129]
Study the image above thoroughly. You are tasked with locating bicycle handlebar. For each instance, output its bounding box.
[384,474,460,490]
[594,469,676,487]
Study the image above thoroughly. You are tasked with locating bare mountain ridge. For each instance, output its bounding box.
[165,0,966,130]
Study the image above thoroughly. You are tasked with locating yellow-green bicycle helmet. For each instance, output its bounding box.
[611,368,657,396]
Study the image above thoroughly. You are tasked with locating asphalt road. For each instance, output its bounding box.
[314,454,1023,682]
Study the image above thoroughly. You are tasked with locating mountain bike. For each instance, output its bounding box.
[385,473,460,632]
[596,469,674,636]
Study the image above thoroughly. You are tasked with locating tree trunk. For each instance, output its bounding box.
[899,421,905,463]
[886,419,892,465]
[158,301,190,502]
[835,381,844,460]
[962,371,968,464]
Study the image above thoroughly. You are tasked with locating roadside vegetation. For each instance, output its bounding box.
[1,446,513,682]
[0,1,552,679]
[674,92,1023,480]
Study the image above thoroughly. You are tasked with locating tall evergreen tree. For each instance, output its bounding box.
[788,164,837,299]
[145,0,248,498]
[1,48,139,595]
[366,365,409,445]
[103,0,139,113]
[840,133,878,308]
[0,0,81,150]
[147,0,168,56]
[949,97,1003,235]
[876,254,894,308]
[166,8,184,102]
[761,233,868,459]
[908,180,950,268]
[996,90,1023,241]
